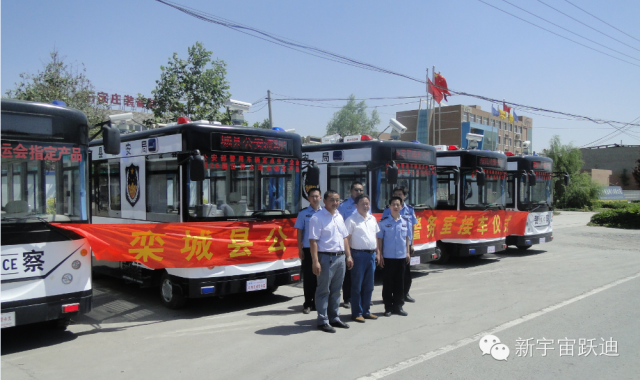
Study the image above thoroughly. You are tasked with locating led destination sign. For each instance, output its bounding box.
[394,149,434,163]
[211,133,292,155]
[532,161,552,171]
[477,156,506,169]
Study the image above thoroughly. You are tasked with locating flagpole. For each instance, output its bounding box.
[432,65,436,145]
[438,71,442,145]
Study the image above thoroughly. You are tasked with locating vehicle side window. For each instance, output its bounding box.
[436,170,457,210]
[506,173,515,207]
[92,160,121,217]
[146,157,179,222]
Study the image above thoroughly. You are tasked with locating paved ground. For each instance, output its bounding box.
[2,211,639,379]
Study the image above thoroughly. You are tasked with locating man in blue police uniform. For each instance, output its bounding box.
[295,188,323,314]
[377,196,411,317]
[309,190,353,333]
[337,182,369,309]
[381,186,418,303]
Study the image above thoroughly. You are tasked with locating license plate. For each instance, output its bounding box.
[539,238,546,244]
[246,279,267,292]
[410,256,421,266]
[487,246,496,253]
[1,312,16,328]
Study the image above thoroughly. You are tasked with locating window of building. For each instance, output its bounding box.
[471,114,476,123]
[492,120,496,127]
[498,136,501,144]
[498,121,502,130]
[463,112,468,122]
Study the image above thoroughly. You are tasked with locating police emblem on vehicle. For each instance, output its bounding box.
[125,164,140,206]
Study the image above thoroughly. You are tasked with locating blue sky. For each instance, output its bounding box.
[2,0,639,152]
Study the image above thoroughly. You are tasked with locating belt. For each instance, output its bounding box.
[352,249,376,253]
[318,251,344,256]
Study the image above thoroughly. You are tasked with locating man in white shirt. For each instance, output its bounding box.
[309,190,353,333]
[345,194,380,323]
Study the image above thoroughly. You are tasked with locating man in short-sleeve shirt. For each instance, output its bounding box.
[294,188,323,314]
[381,186,418,303]
[345,194,380,322]
[377,196,411,317]
[337,182,369,309]
[309,190,353,333]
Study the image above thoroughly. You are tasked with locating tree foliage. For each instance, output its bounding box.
[4,49,109,129]
[541,135,602,209]
[326,94,380,136]
[141,42,231,126]
[252,118,272,129]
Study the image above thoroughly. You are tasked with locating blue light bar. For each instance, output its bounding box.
[52,100,67,107]
[201,286,215,294]
[272,127,285,131]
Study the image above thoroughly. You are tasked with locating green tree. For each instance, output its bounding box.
[141,42,231,126]
[4,49,110,130]
[541,135,602,209]
[326,94,380,136]
[252,118,271,129]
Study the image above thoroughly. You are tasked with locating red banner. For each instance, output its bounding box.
[53,219,299,270]
[54,210,528,269]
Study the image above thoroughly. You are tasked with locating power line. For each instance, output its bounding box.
[156,0,640,129]
[538,0,640,54]
[580,116,640,147]
[477,0,640,68]
[500,0,640,61]
[563,0,640,44]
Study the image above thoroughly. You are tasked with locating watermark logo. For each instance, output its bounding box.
[479,335,510,361]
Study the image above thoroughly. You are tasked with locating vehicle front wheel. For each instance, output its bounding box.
[434,244,450,264]
[160,272,187,309]
[516,244,532,250]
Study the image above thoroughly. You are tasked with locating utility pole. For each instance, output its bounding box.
[267,90,273,129]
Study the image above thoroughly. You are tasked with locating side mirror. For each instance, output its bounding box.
[102,125,121,155]
[529,170,537,186]
[305,162,320,187]
[476,169,485,187]
[189,152,206,182]
[564,173,570,187]
[386,163,398,184]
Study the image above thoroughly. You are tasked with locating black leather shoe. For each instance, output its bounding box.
[383,311,392,317]
[318,324,336,333]
[330,320,350,329]
[404,294,416,303]
[393,308,408,316]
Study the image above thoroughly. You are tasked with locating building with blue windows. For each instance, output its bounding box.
[396,105,533,154]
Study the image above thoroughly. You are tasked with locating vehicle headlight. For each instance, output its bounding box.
[62,273,73,284]
[72,260,81,270]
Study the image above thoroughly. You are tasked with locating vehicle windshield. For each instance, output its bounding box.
[377,165,436,211]
[188,153,300,218]
[462,170,505,210]
[1,142,87,223]
[520,176,552,208]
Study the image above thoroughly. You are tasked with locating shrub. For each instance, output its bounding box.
[589,203,640,229]
[591,200,632,210]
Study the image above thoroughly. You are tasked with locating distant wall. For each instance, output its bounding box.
[580,145,640,190]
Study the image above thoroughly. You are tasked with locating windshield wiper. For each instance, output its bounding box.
[1,215,53,227]
[413,204,433,210]
[251,209,288,217]
[483,204,501,211]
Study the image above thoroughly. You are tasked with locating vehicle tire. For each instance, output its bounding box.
[50,317,71,331]
[435,244,450,264]
[160,272,187,309]
[516,244,532,250]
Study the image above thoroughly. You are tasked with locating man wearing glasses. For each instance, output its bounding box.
[337,182,370,309]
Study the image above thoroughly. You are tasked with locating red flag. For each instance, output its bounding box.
[503,102,511,114]
[428,78,443,104]
[434,73,451,101]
